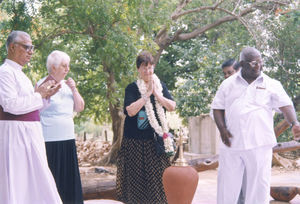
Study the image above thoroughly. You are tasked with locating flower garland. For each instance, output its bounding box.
[137,74,174,156]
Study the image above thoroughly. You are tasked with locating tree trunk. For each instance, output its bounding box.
[82,177,116,200]
[274,120,290,138]
[98,65,125,165]
[99,104,124,165]
[273,141,300,153]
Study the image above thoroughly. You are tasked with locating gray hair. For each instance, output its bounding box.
[6,31,30,52]
[46,50,70,73]
[240,47,261,61]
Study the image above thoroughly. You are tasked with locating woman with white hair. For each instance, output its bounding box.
[37,50,85,204]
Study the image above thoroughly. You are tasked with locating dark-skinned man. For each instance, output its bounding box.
[212,47,300,204]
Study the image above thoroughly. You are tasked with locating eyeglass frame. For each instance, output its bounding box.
[14,42,35,52]
[140,64,154,72]
[245,59,263,68]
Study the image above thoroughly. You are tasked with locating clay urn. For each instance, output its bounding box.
[270,186,299,202]
[162,130,199,204]
[163,166,199,204]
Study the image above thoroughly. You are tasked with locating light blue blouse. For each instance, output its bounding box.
[37,77,75,142]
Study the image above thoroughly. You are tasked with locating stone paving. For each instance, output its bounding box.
[85,167,300,204]
[192,168,300,204]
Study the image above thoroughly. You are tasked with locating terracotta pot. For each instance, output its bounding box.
[163,166,199,204]
[270,186,299,202]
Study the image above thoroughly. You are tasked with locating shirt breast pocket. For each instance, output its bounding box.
[255,89,271,106]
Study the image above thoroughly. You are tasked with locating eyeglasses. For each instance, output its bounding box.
[140,65,154,72]
[246,60,262,68]
[14,42,34,52]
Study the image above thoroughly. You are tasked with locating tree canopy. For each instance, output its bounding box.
[0,0,298,162]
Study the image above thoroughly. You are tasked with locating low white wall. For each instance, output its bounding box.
[188,114,220,155]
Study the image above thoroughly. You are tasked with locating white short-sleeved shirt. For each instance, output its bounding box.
[37,78,75,142]
[211,70,292,150]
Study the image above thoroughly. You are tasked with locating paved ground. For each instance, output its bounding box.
[85,167,300,204]
[192,167,300,204]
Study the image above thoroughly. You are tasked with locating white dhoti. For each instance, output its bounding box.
[217,146,272,204]
[0,121,62,204]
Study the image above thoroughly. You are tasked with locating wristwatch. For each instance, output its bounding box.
[291,121,300,128]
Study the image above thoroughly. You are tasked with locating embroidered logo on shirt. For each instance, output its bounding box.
[256,86,266,90]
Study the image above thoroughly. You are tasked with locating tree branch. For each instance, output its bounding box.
[214,7,258,45]
[171,0,192,20]
[172,5,218,21]
[155,26,168,45]
[176,7,254,41]
[232,0,241,13]
[256,0,289,6]
[170,0,288,42]
[172,0,225,20]
[35,26,106,49]
[154,28,183,64]
[172,0,288,21]
[155,0,292,63]
[35,29,85,48]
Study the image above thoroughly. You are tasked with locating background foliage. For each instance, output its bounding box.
[0,1,299,144]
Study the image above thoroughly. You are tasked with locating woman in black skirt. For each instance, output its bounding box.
[38,50,85,204]
[116,51,176,204]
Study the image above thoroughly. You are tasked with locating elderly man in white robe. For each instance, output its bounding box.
[212,47,300,204]
[0,31,62,203]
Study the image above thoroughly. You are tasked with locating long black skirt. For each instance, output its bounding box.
[116,137,171,204]
[45,139,83,204]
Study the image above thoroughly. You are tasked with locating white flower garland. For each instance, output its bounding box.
[137,74,174,155]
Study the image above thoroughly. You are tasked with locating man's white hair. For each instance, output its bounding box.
[6,31,30,52]
[46,50,70,73]
[240,47,261,61]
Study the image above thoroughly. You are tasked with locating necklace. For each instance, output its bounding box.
[136,74,174,155]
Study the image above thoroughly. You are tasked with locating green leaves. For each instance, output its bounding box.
[0,0,297,128]
[157,22,252,119]
[264,10,300,99]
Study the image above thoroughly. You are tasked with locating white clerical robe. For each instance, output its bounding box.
[0,59,62,204]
